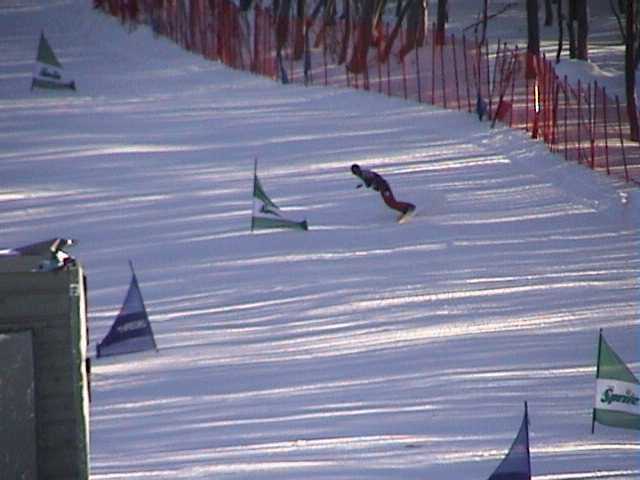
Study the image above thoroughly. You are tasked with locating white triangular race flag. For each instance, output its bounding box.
[96,262,158,358]
[593,330,640,431]
[31,31,76,91]
[487,402,531,480]
[251,161,308,232]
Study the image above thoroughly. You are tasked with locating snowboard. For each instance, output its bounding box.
[397,205,416,224]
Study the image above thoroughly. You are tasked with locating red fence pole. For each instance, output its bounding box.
[462,35,472,112]
[485,40,491,117]
[431,23,436,104]
[415,40,422,103]
[542,55,548,143]
[509,46,517,128]
[603,86,610,175]
[577,79,583,163]
[323,26,328,86]
[525,71,530,132]
[452,34,461,110]
[440,35,447,108]
[615,95,631,182]
[386,23,392,96]
[378,40,383,94]
[552,75,559,151]
[400,24,407,98]
[492,39,502,99]
[588,82,595,169]
[564,76,569,161]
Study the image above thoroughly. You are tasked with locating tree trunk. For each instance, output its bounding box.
[436,0,448,45]
[398,0,426,60]
[347,0,375,73]
[625,0,639,140]
[481,0,489,45]
[526,0,540,78]
[555,0,563,63]
[275,0,291,56]
[380,0,412,62]
[567,0,576,58]
[544,0,553,26]
[338,0,351,65]
[575,0,588,60]
[293,0,305,60]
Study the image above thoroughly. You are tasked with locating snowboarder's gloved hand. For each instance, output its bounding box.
[356,183,363,189]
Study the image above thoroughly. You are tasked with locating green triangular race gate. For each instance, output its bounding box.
[31,31,76,91]
[592,329,640,432]
[251,159,308,232]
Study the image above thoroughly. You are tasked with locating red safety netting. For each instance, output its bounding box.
[95,0,640,185]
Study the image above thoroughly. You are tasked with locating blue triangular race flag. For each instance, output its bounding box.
[487,402,531,480]
[96,262,158,357]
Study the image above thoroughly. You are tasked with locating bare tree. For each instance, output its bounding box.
[624,0,639,141]
[435,0,448,45]
[610,0,640,69]
[292,0,306,59]
[398,0,427,60]
[481,0,489,45]
[556,0,564,63]
[575,0,588,60]
[567,0,576,58]
[463,3,516,42]
[526,0,540,77]
[544,0,553,26]
[611,0,639,140]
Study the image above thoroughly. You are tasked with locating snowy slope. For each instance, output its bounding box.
[1,1,639,479]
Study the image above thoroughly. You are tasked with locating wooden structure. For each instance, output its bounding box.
[0,255,90,479]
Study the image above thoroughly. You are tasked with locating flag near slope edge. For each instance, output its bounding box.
[594,331,640,431]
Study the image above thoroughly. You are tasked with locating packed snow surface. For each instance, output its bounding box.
[0,1,638,479]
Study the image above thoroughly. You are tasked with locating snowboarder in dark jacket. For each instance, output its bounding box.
[351,164,415,216]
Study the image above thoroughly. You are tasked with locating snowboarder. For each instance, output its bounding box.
[351,164,415,221]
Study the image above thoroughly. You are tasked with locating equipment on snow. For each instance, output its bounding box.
[397,205,416,223]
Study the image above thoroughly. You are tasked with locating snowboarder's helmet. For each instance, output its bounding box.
[351,164,361,175]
